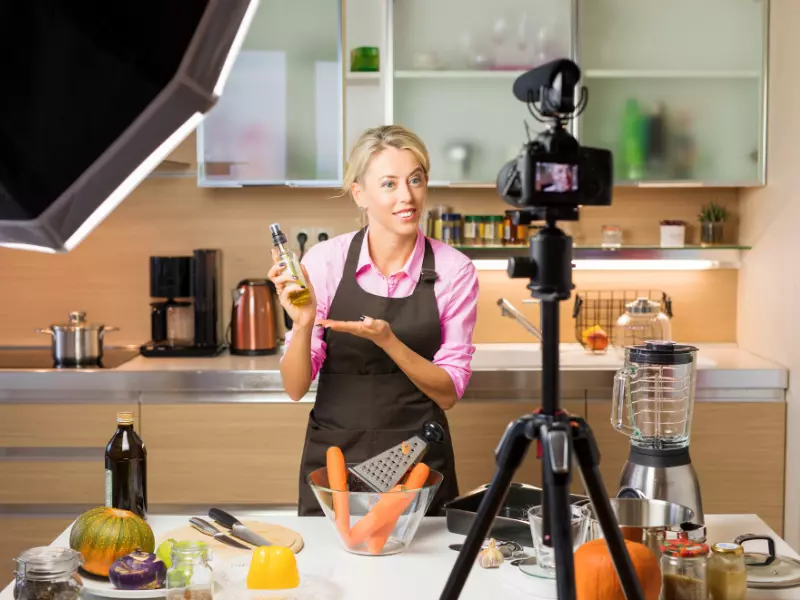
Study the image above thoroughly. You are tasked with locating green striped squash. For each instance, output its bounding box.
[69,507,155,577]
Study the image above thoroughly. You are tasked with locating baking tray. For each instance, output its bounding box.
[444,482,588,548]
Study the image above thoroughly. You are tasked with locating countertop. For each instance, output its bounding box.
[0,513,795,600]
[0,343,788,399]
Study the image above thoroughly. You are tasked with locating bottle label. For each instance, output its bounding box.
[105,469,112,507]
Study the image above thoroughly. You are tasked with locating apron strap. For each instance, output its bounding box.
[341,227,367,281]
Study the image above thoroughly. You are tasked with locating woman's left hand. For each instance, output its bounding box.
[317,315,395,349]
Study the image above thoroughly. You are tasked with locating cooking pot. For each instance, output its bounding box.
[35,311,119,365]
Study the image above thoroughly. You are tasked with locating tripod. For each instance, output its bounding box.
[439,207,645,600]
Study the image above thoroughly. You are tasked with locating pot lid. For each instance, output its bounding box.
[736,534,800,589]
[625,297,661,314]
[51,311,106,331]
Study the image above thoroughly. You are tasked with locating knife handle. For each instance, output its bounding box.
[208,508,239,529]
[190,517,220,537]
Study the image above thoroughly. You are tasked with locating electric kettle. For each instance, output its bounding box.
[229,279,279,356]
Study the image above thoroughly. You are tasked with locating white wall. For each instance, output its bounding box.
[738,0,800,550]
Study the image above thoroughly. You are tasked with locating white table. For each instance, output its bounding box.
[1,513,796,599]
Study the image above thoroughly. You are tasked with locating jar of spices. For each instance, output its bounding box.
[660,539,709,600]
[483,215,503,246]
[708,542,747,600]
[440,213,462,246]
[166,541,213,600]
[503,211,530,245]
[463,215,483,246]
[13,547,83,600]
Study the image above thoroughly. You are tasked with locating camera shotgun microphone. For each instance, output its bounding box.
[513,59,582,116]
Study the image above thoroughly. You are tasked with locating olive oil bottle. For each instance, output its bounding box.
[270,222,311,306]
[105,411,147,518]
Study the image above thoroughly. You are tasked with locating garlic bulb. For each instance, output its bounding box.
[477,539,505,569]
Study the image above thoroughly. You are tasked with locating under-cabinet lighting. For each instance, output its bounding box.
[0,243,58,254]
[62,112,205,251]
[472,259,718,271]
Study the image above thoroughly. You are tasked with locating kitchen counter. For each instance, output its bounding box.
[0,343,788,400]
[0,512,796,600]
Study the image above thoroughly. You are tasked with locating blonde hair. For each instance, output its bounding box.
[342,125,430,197]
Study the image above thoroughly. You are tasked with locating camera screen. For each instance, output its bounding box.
[535,162,578,192]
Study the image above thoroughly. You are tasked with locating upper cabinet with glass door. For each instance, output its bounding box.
[196,1,344,187]
[577,0,768,186]
[390,0,573,185]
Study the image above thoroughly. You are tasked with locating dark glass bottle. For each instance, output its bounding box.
[105,411,147,519]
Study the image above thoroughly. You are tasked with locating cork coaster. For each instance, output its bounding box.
[160,519,304,559]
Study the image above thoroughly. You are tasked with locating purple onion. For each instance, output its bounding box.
[108,551,167,590]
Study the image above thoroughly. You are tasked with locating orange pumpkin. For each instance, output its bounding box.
[575,539,661,600]
[69,507,155,577]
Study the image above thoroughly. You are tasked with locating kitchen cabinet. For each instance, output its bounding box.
[448,398,587,497]
[196,0,344,186]
[585,398,785,534]
[576,0,768,186]
[388,0,573,184]
[141,402,313,506]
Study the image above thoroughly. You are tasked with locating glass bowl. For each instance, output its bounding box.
[307,466,442,556]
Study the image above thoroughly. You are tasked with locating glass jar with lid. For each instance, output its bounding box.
[708,542,747,600]
[463,215,483,246]
[482,215,503,246]
[441,213,462,245]
[660,539,709,600]
[166,541,213,600]
[13,547,83,600]
[615,297,671,348]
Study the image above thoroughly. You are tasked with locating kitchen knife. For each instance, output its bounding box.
[208,508,272,547]
[189,517,251,550]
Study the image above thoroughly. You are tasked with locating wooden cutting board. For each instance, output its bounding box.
[160,519,305,559]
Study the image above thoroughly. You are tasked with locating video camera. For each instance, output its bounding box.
[497,59,613,220]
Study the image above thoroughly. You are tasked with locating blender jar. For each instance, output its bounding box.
[612,341,699,451]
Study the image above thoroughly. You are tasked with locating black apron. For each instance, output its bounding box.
[297,228,460,517]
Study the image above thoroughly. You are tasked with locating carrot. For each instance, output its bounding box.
[348,485,412,547]
[327,446,351,546]
[366,463,431,554]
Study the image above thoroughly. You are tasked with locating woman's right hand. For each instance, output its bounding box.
[268,249,318,328]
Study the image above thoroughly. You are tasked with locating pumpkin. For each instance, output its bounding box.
[69,507,155,577]
[574,538,661,600]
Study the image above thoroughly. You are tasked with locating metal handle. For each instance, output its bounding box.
[189,517,220,537]
[34,328,54,336]
[611,367,634,435]
[102,326,119,333]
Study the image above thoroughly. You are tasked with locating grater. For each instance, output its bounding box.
[349,421,445,492]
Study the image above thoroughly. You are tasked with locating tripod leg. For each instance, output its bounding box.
[539,421,576,600]
[438,417,534,600]
[571,417,645,600]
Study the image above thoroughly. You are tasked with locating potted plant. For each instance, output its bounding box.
[698,202,727,245]
[660,220,686,247]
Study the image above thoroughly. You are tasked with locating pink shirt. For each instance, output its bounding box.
[282,228,479,399]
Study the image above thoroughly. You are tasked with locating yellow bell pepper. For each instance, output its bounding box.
[246,546,300,590]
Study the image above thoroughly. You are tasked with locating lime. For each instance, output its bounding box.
[156,539,176,568]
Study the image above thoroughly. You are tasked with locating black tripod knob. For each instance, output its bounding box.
[423,421,445,443]
[507,257,536,279]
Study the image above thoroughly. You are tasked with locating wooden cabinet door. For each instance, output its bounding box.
[448,398,587,497]
[141,403,312,506]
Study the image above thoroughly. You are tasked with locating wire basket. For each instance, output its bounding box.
[572,290,673,349]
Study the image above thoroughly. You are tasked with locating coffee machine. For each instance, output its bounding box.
[140,250,225,357]
[612,341,706,540]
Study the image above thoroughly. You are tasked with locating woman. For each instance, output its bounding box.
[268,125,479,517]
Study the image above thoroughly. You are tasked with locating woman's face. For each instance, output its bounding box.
[352,146,427,237]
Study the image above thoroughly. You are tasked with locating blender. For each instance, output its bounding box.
[612,341,705,541]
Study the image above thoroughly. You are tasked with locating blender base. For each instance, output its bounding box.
[618,445,706,541]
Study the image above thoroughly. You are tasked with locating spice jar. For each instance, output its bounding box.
[708,542,747,600]
[463,215,483,246]
[503,211,529,245]
[166,541,213,600]
[660,539,709,600]
[483,215,503,246]
[441,213,462,245]
[13,547,83,600]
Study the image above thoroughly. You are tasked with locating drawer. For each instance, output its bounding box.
[0,404,139,447]
[143,403,313,505]
[0,461,103,504]
[0,516,75,587]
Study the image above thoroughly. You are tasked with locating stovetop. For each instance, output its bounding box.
[0,347,141,370]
